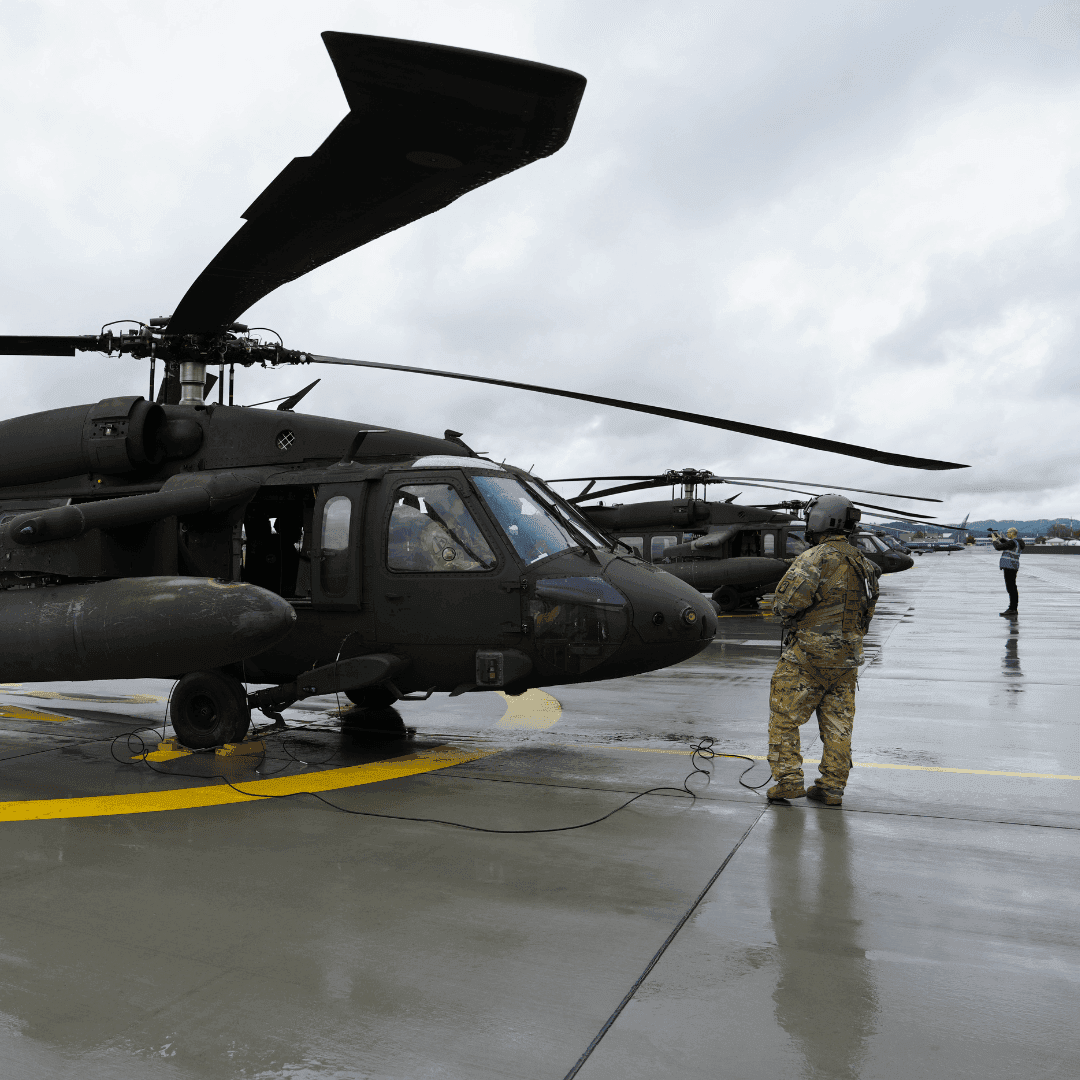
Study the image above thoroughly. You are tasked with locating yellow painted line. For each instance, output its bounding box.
[0,705,69,723]
[497,689,562,730]
[607,746,1080,780]
[0,745,495,822]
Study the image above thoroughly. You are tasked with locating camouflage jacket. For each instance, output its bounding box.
[772,534,879,669]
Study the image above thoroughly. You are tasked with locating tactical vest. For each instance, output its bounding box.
[787,538,875,636]
[837,549,876,633]
[999,539,1020,571]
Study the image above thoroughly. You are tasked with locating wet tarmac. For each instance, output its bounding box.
[0,548,1075,1078]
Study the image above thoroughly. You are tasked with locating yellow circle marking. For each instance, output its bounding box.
[0,745,496,823]
[497,689,562,730]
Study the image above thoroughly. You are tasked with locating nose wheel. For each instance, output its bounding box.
[170,671,251,749]
[712,585,741,612]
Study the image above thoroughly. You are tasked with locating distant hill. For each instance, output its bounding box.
[878,518,1079,537]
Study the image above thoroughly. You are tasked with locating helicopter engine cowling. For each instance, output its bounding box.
[6,471,261,546]
[0,397,177,487]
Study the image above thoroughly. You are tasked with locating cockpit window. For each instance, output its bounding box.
[387,484,497,572]
[471,475,576,564]
[651,535,679,561]
[785,533,809,555]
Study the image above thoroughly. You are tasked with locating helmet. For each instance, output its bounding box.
[804,494,860,537]
[1006,527,1018,539]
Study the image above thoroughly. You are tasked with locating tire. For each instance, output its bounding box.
[171,671,250,749]
[344,684,397,709]
[712,585,741,612]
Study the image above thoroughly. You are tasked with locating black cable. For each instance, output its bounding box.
[244,327,284,345]
[208,735,768,834]
[689,736,772,792]
[114,731,771,834]
[561,803,769,1080]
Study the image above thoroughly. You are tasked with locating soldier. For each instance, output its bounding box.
[766,494,879,808]
[991,527,1023,618]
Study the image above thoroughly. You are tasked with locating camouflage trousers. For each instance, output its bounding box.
[768,654,857,793]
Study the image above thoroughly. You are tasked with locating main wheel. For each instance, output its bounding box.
[344,684,397,709]
[170,671,250,749]
[712,585,740,612]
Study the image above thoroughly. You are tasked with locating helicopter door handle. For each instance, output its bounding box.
[384,592,406,600]
[501,580,528,593]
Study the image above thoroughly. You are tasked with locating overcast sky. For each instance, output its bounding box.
[4,0,1080,526]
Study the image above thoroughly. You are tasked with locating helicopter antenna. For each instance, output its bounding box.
[338,429,386,464]
[276,379,321,412]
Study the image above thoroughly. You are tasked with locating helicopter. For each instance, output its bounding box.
[0,33,967,749]
[549,469,932,609]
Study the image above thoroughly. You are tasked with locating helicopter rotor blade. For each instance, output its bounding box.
[166,35,587,335]
[716,476,942,503]
[857,510,963,527]
[550,474,663,483]
[699,479,938,518]
[305,354,968,471]
[549,472,944,503]
[570,478,673,503]
[0,336,105,356]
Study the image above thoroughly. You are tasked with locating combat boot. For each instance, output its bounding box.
[999,609,1018,618]
[806,784,843,806]
[767,781,806,803]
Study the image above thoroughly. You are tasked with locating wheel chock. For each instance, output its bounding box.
[214,740,266,758]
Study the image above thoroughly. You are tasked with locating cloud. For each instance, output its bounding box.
[3,0,1080,526]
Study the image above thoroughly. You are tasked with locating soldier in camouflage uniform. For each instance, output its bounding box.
[767,494,879,807]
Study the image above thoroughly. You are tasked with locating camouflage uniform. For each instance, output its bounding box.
[768,534,878,797]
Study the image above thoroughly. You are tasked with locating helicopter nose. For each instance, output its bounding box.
[598,557,717,678]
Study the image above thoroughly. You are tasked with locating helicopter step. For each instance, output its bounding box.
[247,652,409,714]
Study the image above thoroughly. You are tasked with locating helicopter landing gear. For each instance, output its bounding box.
[343,684,397,709]
[170,671,251,749]
[712,585,741,612]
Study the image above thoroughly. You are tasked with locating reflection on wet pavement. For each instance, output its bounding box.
[769,812,877,1080]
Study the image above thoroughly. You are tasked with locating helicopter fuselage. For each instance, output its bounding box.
[0,398,717,704]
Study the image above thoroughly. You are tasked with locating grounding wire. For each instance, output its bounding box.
[115,730,774,834]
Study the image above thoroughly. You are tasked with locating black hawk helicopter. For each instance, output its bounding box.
[549,469,932,609]
[0,33,967,747]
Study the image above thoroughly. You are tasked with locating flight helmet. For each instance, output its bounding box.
[804,494,860,539]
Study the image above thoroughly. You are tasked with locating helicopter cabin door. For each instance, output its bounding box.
[373,471,523,646]
[310,482,368,611]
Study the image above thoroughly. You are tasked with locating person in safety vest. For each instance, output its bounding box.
[991,527,1024,618]
[766,494,879,808]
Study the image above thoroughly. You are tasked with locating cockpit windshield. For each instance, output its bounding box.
[524,478,609,550]
[471,474,576,564]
